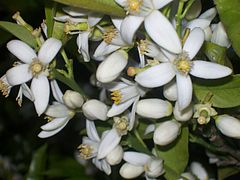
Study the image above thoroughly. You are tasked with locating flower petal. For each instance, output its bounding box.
[199,7,217,21]
[88,14,102,27]
[41,117,69,131]
[129,96,139,130]
[115,0,127,7]
[120,15,144,45]
[45,103,69,118]
[31,75,50,116]
[86,119,100,141]
[123,151,150,166]
[6,64,32,86]
[152,0,173,9]
[145,10,181,54]
[94,41,121,58]
[50,80,63,103]
[107,98,135,117]
[190,61,232,79]
[7,40,37,64]
[135,63,175,88]
[77,32,90,62]
[183,28,204,60]
[97,128,121,159]
[38,38,62,64]
[176,73,192,111]
[187,19,211,31]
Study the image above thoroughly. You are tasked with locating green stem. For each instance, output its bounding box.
[134,130,148,150]
[175,0,185,37]
[60,49,74,79]
[181,0,195,18]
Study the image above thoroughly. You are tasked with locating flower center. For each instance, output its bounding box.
[30,59,44,76]
[78,144,93,159]
[127,0,142,14]
[113,116,129,136]
[111,90,122,105]
[174,52,192,75]
[103,26,118,44]
[0,79,9,97]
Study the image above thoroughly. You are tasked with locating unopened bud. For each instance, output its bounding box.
[174,102,193,121]
[120,163,144,179]
[190,162,208,180]
[145,158,164,178]
[106,145,123,165]
[63,90,84,109]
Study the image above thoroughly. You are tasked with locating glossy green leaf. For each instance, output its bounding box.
[218,166,240,180]
[156,126,189,180]
[193,75,240,108]
[50,0,125,17]
[215,0,240,57]
[0,21,37,48]
[203,41,232,68]
[45,1,57,37]
[26,144,48,180]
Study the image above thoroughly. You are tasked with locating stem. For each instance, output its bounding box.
[175,0,185,37]
[134,130,148,150]
[181,0,195,18]
[60,49,74,79]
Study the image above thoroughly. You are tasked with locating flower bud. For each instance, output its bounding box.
[63,90,84,109]
[136,98,172,119]
[211,22,230,48]
[82,99,108,121]
[153,120,180,146]
[106,145,123,165]
[120,163,144,179]
[145,158,164,178]
[190,162,208,180]
[185,0,202,20]
[180,172,196,180]
[163,80,177,101]
[215,114,240,139]
[96,50,128,83]
[174,102,193,122]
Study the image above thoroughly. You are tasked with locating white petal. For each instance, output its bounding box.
[190,61,232,79]
[183,28,204,60]
[176,74,192,111]
[96,50,128,83]
[86,119,100,141]
[45,103,69,118]
[97,128,121,159]
[187,19,211,31]
[152,0,173,9]
[101,159,112,175]
[211,22,230,48]
[7,40,37,64]
[31,75,50,116]
[38,38,62,64]
[145,10,181,54]
[123,151,150,166]
[120,163,144,179]
[199,7,217,21]
[107,98,135,117]
[50,80,63,103]
[88,14,102,27]
[111,18,123,31]
[41,117,69,131]
[120,16,144,45]
[54,15,87,23]
[190,162,208,180]
[38,120,69,138]
[129,96,139,130]
[144,124,156,135]
[135,63,175,88]
[94,41,121,57]
[6,64,32,86]
[115,0,127,7]
[63,6,88,16]
[22,83,34,101]
[77,32,90,62]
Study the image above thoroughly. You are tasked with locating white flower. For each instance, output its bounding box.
[96,50,128,83]
[153,120,181,146]
[6,38,62,116]
[136,98,172,119]
[38,81,76,138]
[115,0,177,53]
[78,120,113,175]
[120,151,164,179]
[215,114,240,139]
[62,90,84,109]
[190,162,208,180]
[82,99,108,121]
[104,78,147,130]
[135,28,232,110]
[211,22,230,48]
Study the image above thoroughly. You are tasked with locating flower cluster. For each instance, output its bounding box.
[1,0,240,179]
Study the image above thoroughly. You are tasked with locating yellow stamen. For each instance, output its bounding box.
[174,52,192,75]
[114,116,129,135]
[111,90,122,105]
[103,26,118,44]
[78,144,93,159]
[127,0,142,14]
[0,79,9,97]
[30,59,44,76]
[44,116,54,122]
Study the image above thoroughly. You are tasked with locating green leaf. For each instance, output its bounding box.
[26,144,48,180]
[203,41,232,68]
[218,166,240,180]
[45,1,57,37]
[215,0,240,57]
[156,126,189,180]
[193,75,240,108]
[50,0,125,17]
[0,21,37,48]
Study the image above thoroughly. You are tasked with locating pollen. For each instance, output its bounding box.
[174,52,192,75]
[0,79,9,97]
[111,90,122,105]
[127,0,142,14]
[114,116,129,135]
[78,144,93,159]
[103,26,118,44]
[30,59,44,76]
